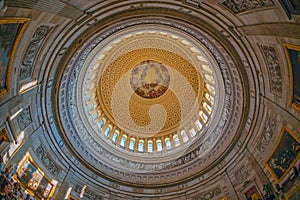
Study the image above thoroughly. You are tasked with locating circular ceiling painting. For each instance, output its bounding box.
[130,60,170,99]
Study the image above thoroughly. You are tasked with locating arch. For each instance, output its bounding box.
[120,134,127,147]
[173,134,180,147]
[195,119,202,131]
[199,111,208,122]
[181,130,189,143]
[98,118,106,131]
[203,102,212,113]
[190,128,196,137]
[112,130,119,143]
[156,139,162,151]
[147,140,153,152]
[138,139,144,152]
[165,138,171,149]
[105,125,112,137]
[205,92,214,104]
[129,138,135,150]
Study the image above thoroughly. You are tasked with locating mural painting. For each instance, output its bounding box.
[0,18,29,96]
[16,154,54,199]
[284,44,300,111]
[265,127,300,183]
[244,185,262,200]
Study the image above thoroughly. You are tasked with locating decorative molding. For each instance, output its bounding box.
[260,45,283,95]
[181,0,202,9]
[191,187,222,200]
[35,144,61,177]
[256,118,276,153]
[19,26,52,80]
[74,184,103,200]
[16,106,32,130]
[57,17,244,184]
[6,0,84,20]
[221,0,274,14]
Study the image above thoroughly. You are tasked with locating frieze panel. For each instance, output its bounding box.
[19,26,52,80]
[221,0,274,14]
[191,187,222,200]
[260,45,282,95]
[235,165,249,185]
[74,184,103,200]
[16,106,32,130]
[35,144,61,177]
[256,118,276,152]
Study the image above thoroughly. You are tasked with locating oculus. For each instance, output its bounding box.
[130,60,170,99]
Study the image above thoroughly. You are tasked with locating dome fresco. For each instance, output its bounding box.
[130,60,170,99]
[0,1,300,199]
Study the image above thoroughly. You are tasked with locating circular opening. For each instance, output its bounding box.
[130,60,170,99]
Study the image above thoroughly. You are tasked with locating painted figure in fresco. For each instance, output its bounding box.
[268,130,300,180]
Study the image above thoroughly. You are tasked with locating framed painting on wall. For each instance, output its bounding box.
[15,153,55,199]
[0,121,14,155]
[279,0,300,19]
[0,18,30,96]
[265,127,300,183]
[0,123,10,151]
[244,185,263,200]
[284,44,300,112]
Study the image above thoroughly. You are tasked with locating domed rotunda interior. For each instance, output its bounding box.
[0,0,300,199]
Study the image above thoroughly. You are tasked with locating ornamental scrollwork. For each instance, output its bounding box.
[234,165,250,185]
[15,106,32,131]
[261,45,283,95]
[19,26,52,80]
[74,184,103,200]
[191,187,222,200]
[221,0,274,14]
[35,145,61,177]
[256,118,276,152]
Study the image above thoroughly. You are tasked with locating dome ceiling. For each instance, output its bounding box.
[3,0,299,199]
[54,14,248,187]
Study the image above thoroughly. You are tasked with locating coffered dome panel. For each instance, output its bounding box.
[55,15,248,186]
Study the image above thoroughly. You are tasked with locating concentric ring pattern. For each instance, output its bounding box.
[4,0,299,199]
[56,15,247,186]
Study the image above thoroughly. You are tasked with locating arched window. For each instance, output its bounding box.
[112,130,119,143]
[190,128,196,137]
[205,93,214,104]
[195,119,202,131]
[173,135,180,147]
[88,102,96,111]
[129,138,135,150]
[199,110,208,122]
[181,130,188,143]
[138,140,144,152]
[98,118,106,131]
[148,140,153,152]
[120,135,127,147]
[165,138,171,149]
[156,140,162,151]
[104,125,112,137]
[92,112,99,121]
[206,84,215,94]
[203,102,212,113]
